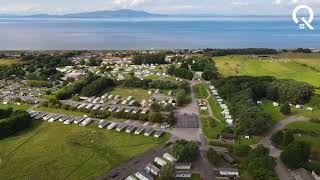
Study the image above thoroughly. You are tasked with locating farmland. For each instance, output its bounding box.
[0,121,169,180]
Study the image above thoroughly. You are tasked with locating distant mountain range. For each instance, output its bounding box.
[0,9,163,18]
[0,9,290,18]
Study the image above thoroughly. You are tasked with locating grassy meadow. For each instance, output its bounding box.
[193,83,209,99]
[0,121,169,180]
[0,58,23,66]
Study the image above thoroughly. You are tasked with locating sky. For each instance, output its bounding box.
[1,0,320,15]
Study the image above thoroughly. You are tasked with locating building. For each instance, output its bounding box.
[175,163,192,170]
[145,163,160,176]
[163,153,177,163]
[217,168,239,177]
[144,128,154,136]
[154,157,167,167]
[176,171,192,178]
[125,175,138,180]
[97,120,110,128]
[219,133,236,143]
[154,130,164,138]
[221,153,236,164]
[135,170,154,180]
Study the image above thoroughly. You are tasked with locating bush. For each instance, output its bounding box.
[231,144,251,157]
[0,110,32,139]
[271,130,294,147]
[280,103,291,115]
[171,140,199,162]
[207,149,220,166]
[281,141,311,169]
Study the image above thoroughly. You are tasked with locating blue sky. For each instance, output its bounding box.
[1,0,320,15]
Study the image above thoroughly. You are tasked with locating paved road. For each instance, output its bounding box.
[257,116,309,180]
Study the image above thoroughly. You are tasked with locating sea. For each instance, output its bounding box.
[0,16,319,50]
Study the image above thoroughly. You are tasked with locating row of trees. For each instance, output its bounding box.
[183,56,220,81]
[0,110,32,139]
[213,76,315,135]
[133,53,166,65]
[123,78,178,90]
[55,73,98,100]
[171,140,199,162]
[81,77,114,97]
[167,65,194,80]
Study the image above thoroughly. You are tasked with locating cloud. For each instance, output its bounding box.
[231,0,249,6]
[111,0,154,9]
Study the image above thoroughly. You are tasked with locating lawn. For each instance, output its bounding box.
[189,174,201,180]
[144,74,160,80]
[193,83,209,99]
[201,116,226,140]
[36,107,89,117]
[0,121,169,180]
[260,102,286,123]
[214,53,320,87]
[208,96,224,122]
[0,104,31,111]
[237,136,261,146]
[0,58,23,66]
[108,87,150,102]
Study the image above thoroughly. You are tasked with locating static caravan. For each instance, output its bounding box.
[116,106,124,113]
[163,153,177,163]
[155,89,160,94]
[79,118,92,127]
[116,123,127,132]
[126,126,136,133]
[125,175,138,180]
[144,128,154,136]
[128,100,135,106]
[43,114,54,121]
[114,95,121,100]
[132,108,140,114]
[127,96,133,101]
[92,104,101,110]
[141,108,149,114]
[107,94,114,99]
[122,100,128,105]
[59,116,71,122]
[48,115,62,122]
[107,122,118,130]
[30,112,40,118]
[86,104,94,109]
[154,157,167,167]
[64,117,76,124]
[135,170,154,180]
[92,97,101,104]
[77,103,87,109]
[125,107,132,113]
[135,127,144,135]
[113,99,121,105]
[102,93,108,99]
[154,130,164,138]
[73,117,86,124]
[168,90,172,96]
[141,100,147,107]
[145,163,160,176]
[175,163,192,170]
[176,171,192,178]
[97,120,110,128]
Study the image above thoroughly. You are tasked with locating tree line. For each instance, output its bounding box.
[203,48,278,57]
[133,53,166,65]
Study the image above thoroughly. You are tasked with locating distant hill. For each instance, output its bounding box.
[0,9,163,18]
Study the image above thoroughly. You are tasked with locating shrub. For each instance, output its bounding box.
[281,141,311,169]
[280,103,291,115]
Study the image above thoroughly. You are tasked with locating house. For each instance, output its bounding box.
[175,163,192,170]
[145,163,160,176]
[154,130,164,138]
[176,171,192,178]
[135,170,154,180]
[273,102,279,107]
[97,120,110,128]
[163,153,177,163]
[217,168,239,177]
[79,118,92,127]
[144,128,154,136]
[221,153,236,164]
[154,157,167,167]
[107,122,118,130]
[125,175,138,180]
[126,126,136,133]
[135,127,144,135]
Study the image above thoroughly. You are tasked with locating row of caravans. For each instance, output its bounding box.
[30,111,92,126]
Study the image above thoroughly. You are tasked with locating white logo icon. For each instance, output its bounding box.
[292,5,314,30]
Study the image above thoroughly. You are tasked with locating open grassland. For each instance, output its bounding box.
[0,104,31,111]
[108,87,151,102]
[193,83,209,99]
[0,121,169,180]
[214,53,320,87]
[36,106,89,117]
[0,58,23,66]
[260,102,287,123]
[285,121,320,151]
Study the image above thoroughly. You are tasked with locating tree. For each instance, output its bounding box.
[231,144,251,157]
[159,163,176,180]
[176,90,190,106]
[271,130,294,147]
[150,103,162,112]
[280,103,291,115]
[281,141,311,169]
[171,140,199,162]
[207,149,220,166]
[202,70,218,81]
[148,112,162,123]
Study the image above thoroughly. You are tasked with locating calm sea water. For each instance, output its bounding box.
[0,17,319,50]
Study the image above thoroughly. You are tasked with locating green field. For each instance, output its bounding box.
[108,87,150,102]
[0,104,31,111]
[0,121,169,179]
[201,116,226,140]
[285,121,320,151]
[208,96,224,122]
[36,106,89,117]
[214,54,320,87]
[193,83,209,99]
[260,102,286,123]
[0,58,23,66]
